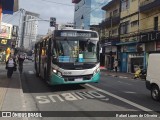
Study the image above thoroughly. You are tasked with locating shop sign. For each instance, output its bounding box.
[140,31,160,42]
[0,39,11,46]
[1,39,7,45]
[123,45,136,52]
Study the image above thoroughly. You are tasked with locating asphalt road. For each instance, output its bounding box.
[20,61,160,120]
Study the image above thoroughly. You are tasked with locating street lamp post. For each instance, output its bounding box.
[19,8,26,49]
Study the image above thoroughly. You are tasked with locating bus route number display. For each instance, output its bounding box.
[61,32,91,38]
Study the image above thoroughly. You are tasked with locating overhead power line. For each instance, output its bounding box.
[3,10,20,23]
[6,11,21,23]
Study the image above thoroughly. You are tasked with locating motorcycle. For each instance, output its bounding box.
[134,68,146,79]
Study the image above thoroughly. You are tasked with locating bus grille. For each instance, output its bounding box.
[63,74,93,82]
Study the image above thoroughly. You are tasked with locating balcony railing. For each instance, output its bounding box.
[140,0,155,7]
[139,0,160,13]
[100,13,120,28]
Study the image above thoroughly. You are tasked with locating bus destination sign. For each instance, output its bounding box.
[61,32,91,37]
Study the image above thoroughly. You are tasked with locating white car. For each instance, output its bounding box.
[146,53,160,101]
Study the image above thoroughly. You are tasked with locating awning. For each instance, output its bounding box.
[116,41,138,46]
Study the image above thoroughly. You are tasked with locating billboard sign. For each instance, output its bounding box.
[0,23,12,39]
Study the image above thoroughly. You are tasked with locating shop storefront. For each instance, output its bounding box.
[102,40,119,70]
[117,42,145,73]
[139,31,160,67]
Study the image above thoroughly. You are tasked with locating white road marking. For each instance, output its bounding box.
[86,84,152,111]
[101,98,109,101]
[28,71,34,74]
[119,76,128,79]
[118,81,132,85]
[124,91,136,94]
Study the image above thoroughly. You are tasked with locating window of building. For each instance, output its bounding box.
[110,12,112,17]
[121,0,129,11]
[120,21,129,34]
[109,30,112,37]
[154,16,158,31]
[112,28,118,35]
[113,9,118,17]
[131,20,138,27]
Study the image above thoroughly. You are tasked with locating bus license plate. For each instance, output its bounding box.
[75,78,83,82]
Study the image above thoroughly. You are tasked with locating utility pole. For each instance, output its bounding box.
[21,15,26,49]
[19,8,26,49]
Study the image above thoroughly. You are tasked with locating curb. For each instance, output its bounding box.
[0,68,9,110]
[105,74,145,81]
[106,74,130,79]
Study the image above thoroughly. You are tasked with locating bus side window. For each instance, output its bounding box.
[41,48,45,56]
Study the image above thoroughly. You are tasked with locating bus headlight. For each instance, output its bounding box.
[93,68,100,75]
[52,69,57,73]
[52,68,62,77]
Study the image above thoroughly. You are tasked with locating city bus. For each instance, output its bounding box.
[34,29,100,85]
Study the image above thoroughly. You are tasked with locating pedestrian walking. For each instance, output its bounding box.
[6,55,17,78]
[17,52,25,74]
[114,59,118,73]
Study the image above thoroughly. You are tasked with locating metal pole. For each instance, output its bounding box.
[21,15,26,49]
[29,20,33,50]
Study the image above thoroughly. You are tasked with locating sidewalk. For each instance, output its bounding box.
[0,63,26,112]
[100,67,136,80]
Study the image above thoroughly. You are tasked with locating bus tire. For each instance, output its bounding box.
[151,85,160,101]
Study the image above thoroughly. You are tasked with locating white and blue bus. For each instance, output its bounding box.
[34,29,100,85]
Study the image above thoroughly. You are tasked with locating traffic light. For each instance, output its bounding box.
[50,17,56,27]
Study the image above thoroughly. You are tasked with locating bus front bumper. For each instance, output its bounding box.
[49,72,100,85]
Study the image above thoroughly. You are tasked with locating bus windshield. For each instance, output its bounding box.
[53,40,99,63]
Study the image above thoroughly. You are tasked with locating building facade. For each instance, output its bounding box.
[57,23,74,30]
[100,0,120,69]
[139,0,160,67]
[118,0,143,73]
[100,0,160,73]
[20,11,39,50]
[73,0,105,30]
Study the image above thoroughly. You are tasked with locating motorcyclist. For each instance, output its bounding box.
[134,66,146,79]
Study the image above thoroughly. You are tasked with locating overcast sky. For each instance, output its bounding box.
[3,0,74,35]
